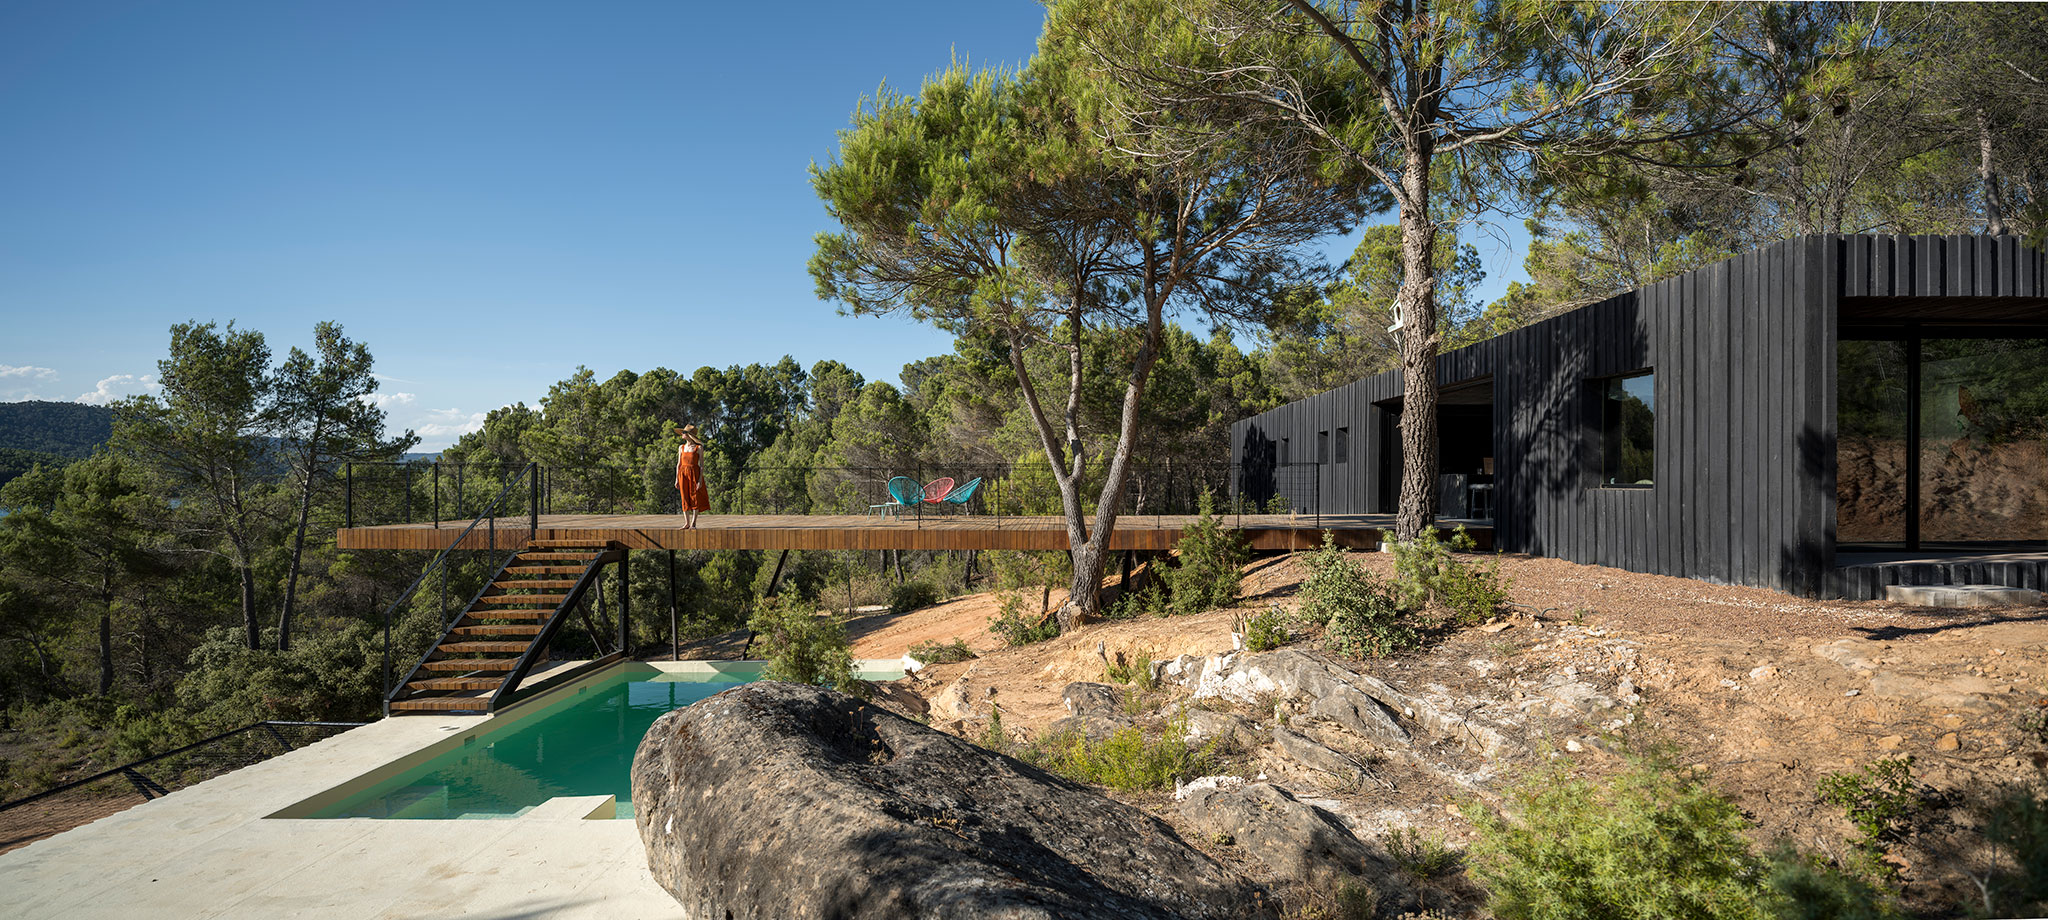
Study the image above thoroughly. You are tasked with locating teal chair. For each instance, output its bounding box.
[871,476,923,517]
[937,477,983,513]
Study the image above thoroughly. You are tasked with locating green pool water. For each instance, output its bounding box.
[316,670,756,820]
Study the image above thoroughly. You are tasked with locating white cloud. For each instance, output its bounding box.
[0,364,59,400]
[76,374,161,406]
[411,407,489,438]
[358,391,417,409]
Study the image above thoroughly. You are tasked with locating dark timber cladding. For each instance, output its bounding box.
[1231,235,2048,597]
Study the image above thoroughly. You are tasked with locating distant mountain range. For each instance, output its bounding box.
[0,400,436,489]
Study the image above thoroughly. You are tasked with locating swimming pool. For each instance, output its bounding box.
[297,662,899,820]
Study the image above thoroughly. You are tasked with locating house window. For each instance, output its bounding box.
[1599,371,1655,486]
[1279,438,1289,465]
[1318,430,1330,464]
[1335,427,1350,463]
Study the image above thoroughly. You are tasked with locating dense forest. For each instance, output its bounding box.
[1,1,2042,798]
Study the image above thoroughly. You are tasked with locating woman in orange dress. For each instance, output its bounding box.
[675,424,709,529]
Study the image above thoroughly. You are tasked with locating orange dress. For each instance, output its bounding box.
[676,443,709,512]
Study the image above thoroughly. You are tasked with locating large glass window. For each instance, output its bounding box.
[1837,339,1909,544]
[1599,372,1655,486]
[1837,335,2047,548]
[1335,427,1350,464]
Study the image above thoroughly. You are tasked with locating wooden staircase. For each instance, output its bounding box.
[386,540,625,714]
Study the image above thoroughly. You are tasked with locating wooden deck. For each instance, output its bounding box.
[336,513,1494,553]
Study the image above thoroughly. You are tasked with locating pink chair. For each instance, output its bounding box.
[920,477,955,503]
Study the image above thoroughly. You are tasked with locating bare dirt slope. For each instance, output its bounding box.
[873,549,2048,913]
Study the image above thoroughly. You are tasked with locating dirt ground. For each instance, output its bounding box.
[840,548,2048,914]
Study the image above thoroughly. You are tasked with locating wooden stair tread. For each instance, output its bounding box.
[517,552,600,561]
[460,610,551,622]
[493,579,580,589]
[438,641,532,654]
[527,540,613,548]
[418,658,523,671]
[408,676,505,691]
[503,565,589,575]
[391,697,492,712]
[450,624,546,636]
[475,594,569,605]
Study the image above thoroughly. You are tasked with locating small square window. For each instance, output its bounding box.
[1334,427,1350,464]
[1599,371,1655,486]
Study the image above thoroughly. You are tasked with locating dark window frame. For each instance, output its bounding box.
[1592,369,1656,489]
[1318,430,1331,464]
[1334,426,1350,464]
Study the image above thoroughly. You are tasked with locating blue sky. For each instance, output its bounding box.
[0,0,1527,450]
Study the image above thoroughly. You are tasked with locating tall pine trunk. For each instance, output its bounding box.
[1393,146,1442,542]
[278,465,317,652]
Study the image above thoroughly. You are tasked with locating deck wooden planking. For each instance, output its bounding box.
[337,513,1491,553]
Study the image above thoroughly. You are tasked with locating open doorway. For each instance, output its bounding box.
[1376,378,1496,519]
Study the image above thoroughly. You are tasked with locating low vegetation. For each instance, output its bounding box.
[1469,741,1898,920]
[906,637,976,665]
[982,708,1215,792]
[748,596,863,699]
[1237,608,1291,653]
[1816,756,1923,879]
[1298,530,1515,661]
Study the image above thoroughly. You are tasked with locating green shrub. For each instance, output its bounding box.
[1301,534,1419,659]
[1817,757,1921,877]
[1238,608,1290,652]
[748,595,863,698]
[1387,526,1511,626]
[1471,744,1900,920]
[1008,711,1216,792]
[1105,651,1158,690]
[1158,490,1249,616]
[889,580,942,613]
[906,637,976,665]
[988,593,1059,646]
[1966,779,2048,917]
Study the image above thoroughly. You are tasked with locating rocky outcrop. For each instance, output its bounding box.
[1178,782,1410,913]
[632,682,1272,920]
[1173,649,1525,762]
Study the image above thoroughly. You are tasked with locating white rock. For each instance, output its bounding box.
[1173,774,1246,801]
[901,654,925,676]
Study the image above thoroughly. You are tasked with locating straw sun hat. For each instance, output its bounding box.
[675,424,701,440]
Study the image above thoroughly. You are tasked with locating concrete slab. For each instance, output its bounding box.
[0,663,696,920]
[1884,584,2045,608]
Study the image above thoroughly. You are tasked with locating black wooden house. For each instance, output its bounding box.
[1230,234,2048,598]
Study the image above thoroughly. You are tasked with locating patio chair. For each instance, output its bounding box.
[870,476,924,517]
[920,477,956,504]
[937,477,983,513]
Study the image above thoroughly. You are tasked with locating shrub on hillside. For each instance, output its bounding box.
[1158,490,1249,616]
[907,637,975,665]
[988,594,1059,647]
[997,710,1216,792]
[1388,526,1511,626]
[1469,742,1898,920]
[1300,535,1419,659]
[748,595,863,698]
[1238,608,1291,652]
[889,580,943,613]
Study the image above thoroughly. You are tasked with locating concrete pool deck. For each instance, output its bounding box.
[0,660,894,919]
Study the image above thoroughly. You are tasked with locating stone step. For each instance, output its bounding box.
[1884,584,2044,609]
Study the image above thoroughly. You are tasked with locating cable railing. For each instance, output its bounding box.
[343,458,1330,530]
[0,721,365,853]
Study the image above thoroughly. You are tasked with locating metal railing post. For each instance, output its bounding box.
[529,464,540,536]
[618,554,630,654]
[432,462,441,529]
[403,465,412,524]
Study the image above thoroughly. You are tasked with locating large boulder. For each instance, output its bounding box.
[633,681,1272,920]
[1178,782,1410,912]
